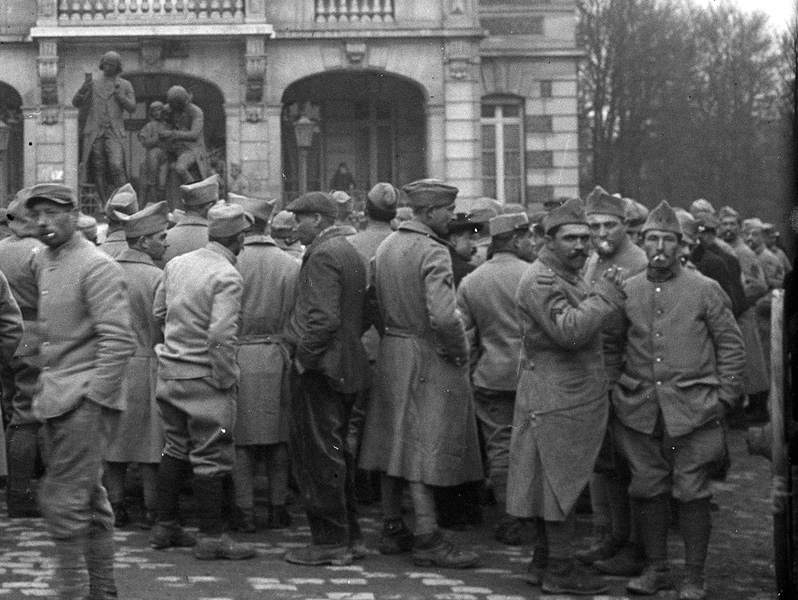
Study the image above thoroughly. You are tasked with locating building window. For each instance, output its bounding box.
[481,97,525,204]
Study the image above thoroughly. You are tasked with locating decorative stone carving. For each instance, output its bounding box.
[444,39,478,82]
[37,41,59,108]
[244,104,263,123]
[345,41,367,66]
[450,0,466,15]
[245,36,267,103]
[41,106,60,126]
[140,41,164,70]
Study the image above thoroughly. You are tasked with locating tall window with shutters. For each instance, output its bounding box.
[481,96,525,204]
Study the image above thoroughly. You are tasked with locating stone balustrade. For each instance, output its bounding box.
[314,0,394,23]
[57,0,245,22]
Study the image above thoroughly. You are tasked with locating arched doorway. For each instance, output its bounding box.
[281,71,426,203]
[0,82,23,206]
[123,72,225,208]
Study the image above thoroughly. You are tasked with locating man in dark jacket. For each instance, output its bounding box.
[283,191,369,566]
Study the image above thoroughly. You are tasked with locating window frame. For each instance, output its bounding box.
[481,95,526,205]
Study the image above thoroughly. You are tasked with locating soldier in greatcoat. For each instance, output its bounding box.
[151,202,256,561]
[98,183,138,258]
[579,187,648,577]
[227,193,299,533]
[359,179,483,569]
[507,197,625,595]
[162,174,218,264]
[282,192,369,567]
[103,201,169,529]
[613,202,744,599]
[271,210,304,262]
[27,183,134,600]
[0,194,44,518]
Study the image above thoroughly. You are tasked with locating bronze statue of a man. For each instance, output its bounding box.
[161,86,211,184]
[73,51,136,203]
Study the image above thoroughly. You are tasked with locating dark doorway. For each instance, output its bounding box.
[0,82,23,206]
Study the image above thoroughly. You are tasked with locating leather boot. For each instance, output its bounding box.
[412,530,479,568]
[85,524,118,599]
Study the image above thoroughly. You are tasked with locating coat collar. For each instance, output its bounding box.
[397,220,447,246]
[205,241,236,265]
[176,213,208,227]
[243,234,277,247]
[537,246,583,285]
[44,232,89,259]
[105,230,127,242]
[116,247,156,267]
[490,251,524,264]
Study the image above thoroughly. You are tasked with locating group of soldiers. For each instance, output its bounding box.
[0,171,788,600]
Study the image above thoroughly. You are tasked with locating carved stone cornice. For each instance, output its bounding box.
[37,40,59,109]
[245,36,267,104]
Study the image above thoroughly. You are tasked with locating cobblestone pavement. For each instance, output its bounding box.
[0,430,778,599]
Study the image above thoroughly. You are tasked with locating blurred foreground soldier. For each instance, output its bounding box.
[72,51,136,203]
[457,212,534,544]
[507,197,625,595]
[151,202,256,561]
[103,202,169,529]
[99,183,138,258]
[227,194,298,533]
[76,213,98,245]
[332,190,358,235]
[613,201,744,599]
[162,174,218,263]
[763,223,791,275]
[360,179,482,569]
[717,206,770,422]
[271,210,304,261]
[282,192,368,566]
[579,187,647,576]
[0,195,44,518]
[28,183,134,600]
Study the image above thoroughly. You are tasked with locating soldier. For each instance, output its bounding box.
[507,197,625,595]
[271,210,304,262]
[579,187,647,577]
[282,192,369,566]
[612,201,744,600]
[763,223,791,276]
[359,179,482,569]
[27,183,135,600]
[72,51,136,203]
[623,198,649,247]
[227,193,299,533]
[0,194,44,518]
[444,212,482,288]
[744,218,784,290]
[692,214,746,318]
[99,183,139,258]
[331,190,359,235]
[457,212,535,544]
[162,174,218,264]
[103,201,169,529]
[151,202,256,561]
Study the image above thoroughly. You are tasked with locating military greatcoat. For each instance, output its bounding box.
[358,221,483,486]
[162,214,208,264]
[506,246,623,521]
[106,248,164,463]
[235,235,299,445]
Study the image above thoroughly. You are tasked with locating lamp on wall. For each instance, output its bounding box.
[294,115,316,195]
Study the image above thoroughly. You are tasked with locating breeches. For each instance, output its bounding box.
[156,377,236,478]
[473,388,515,504]
[90,132,125,184]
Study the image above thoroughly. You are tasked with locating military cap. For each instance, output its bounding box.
[718,205,740,220]
[208,202,250,238]
[271,210,297,232]
[543,197,587,234]
[675,209,697,244]
[584,186,626,219]
[105,183,139,220]
[168,209,185,227]
[695,213,720,232]
[469,196,502,223]
[401,179,458,209]
[543,197,568,210]
[641,200,682,236]
[447,213,483,235]
[624,198,649,224]
[394,206,413,222]
[6,195,26,221]
[502,202,527,215]
[24,183,77,209]
[743,217,765,231]
[118,201,169,239]
[489,212,530,237]
[77,212,98,240]
[332,190,352,204]
[367,183,399,213]
[180,174,219,207]
[286,191,338,220]
[689,198,716,216]
[228,193,276,223]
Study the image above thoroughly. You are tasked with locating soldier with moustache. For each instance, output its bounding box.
[0,194,44,518]
[227,193,299,533]
[612,202,744,600]
[507,198,625,595]
[151,202,256,561]
[359,179,483,569]
[578,187,647,577]
[162,174,218,263]
[103,201,169,529]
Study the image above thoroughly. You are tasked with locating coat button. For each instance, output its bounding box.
[656,380,662,385]
[656,357,662,362]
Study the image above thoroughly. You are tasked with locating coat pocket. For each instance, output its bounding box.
[617,372,642,391]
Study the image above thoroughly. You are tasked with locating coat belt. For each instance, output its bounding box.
[383,327,418,339]
[237,334,283,345]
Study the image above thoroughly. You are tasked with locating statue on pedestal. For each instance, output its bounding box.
[72,51,136,203]
[137,101,171,206]
[160,86,211,184]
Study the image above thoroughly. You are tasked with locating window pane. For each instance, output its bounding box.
[482,151,497,177]
[483,178,497,199]
[504,150,521,176]
[482,124,496,149]
[503,124,520,150]
[481,104,497,118]
[502,104,520,118]
[504,178,522,204]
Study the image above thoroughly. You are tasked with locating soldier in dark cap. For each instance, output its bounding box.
[359,179,482,569]
[162,174,218,263]
[444,212,483,288]
[72,51,136,202]
[282,191,369,566]
[508,197,624,595]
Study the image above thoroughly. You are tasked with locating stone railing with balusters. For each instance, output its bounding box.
[314,0,394,23]
[57,0,245,22]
